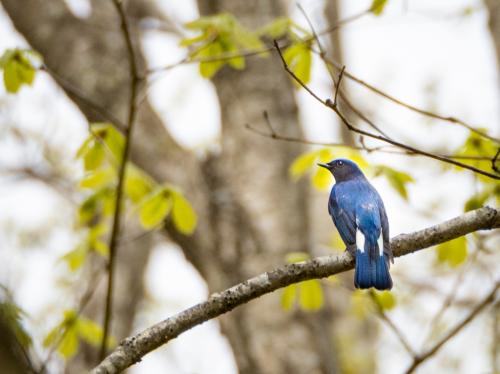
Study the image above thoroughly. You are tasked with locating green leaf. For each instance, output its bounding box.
[464,190,490,212]
[125,164,155,204]
[93,241,109,257]
[61,245,88,271]
[436,236,468,267]
[180,31,211,47]
[0,302,32,348]
[171,191,197,235]
[281,284,297,311]
[289,151,318,180]
[453,131,498,182]
[312,167,332,190]
[84,143,105,171]
[371,0,388,15]
[139,188,172,230]
[44,310,79,358]
[374,165,414,200]
[1,49,36,93]
[77,317,103,346]
[4,60,21,93]
[372,290,396,310]
[257,17,292,39]
[79,167,115,190]
[283,43,312,87]
[298,280,323,311]
[58,326,79,358]
[196,42,226,78]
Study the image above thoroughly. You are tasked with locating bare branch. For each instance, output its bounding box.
[369,291,417,357]
[273,41,500,180]
[317,53,500,145]
[99,0,142,361]
[92,207,500,374]
[404,280,499,374]
[244,121,494,161]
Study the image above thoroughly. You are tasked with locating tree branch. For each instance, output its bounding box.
[99,0,141,361]
[404,280,499,374]
[273,41,500,180]
[91,206,499,374]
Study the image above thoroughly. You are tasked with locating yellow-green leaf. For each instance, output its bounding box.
[289,151,318,180]
[436,236,468,267]
[171,191,197,235]
[58,326,79,358]
[1,49,36,93]
[93,240,109,257]
[91,123,125,162]
[298,280,323,311]
[312,167,332,190]
[371,0,388,15]
[84,143,105,171]
[79,168,115,190]
[257,17,291,39]
[125,165,155,204]
[281,284,297,311]
[61,245,87,271]
[375,165,414,200]
[0,302,32,348]
[139,189,172,230]
[283,43,312,87]
[77,317,103,346]
[373,290,396,310]
[197,42,225,78]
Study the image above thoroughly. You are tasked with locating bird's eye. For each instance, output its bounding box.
[337,160,343,167]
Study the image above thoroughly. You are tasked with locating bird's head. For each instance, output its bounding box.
[317,158,364,182]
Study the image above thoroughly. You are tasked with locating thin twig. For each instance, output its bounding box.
[316,52,500,145]
[296,4,390,139]
[404,281,499,374]
[492,147,500,174]
[273,40,500,180]
[262,110,276,137]
[244,122,496,161]
[334,66,345,107]
[146,8,370,75]
[423,248,481,345]
[369,291,417,357]
[99,0,141,361]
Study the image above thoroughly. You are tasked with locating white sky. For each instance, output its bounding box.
[0,0,498,373]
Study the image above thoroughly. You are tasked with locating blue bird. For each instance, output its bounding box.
[318,159,393,290]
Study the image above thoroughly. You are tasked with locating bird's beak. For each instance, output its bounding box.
[317,163,329,169]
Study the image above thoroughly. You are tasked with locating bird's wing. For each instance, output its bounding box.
[378,200,393,263]
[329,188,357,246]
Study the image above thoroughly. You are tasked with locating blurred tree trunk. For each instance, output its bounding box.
[1,0,342,372]
[194,2,338,373]
[486,0,500,68]
[324,0,355,146]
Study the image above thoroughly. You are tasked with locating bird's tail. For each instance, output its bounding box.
[354,236,392,290]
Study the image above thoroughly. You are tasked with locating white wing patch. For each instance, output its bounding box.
[356,229,365,253]
[377,233,384,257]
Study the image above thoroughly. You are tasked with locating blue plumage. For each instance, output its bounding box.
[319,159,393,290]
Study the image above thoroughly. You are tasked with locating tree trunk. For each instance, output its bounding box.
[1,0,339,372]
[486,0,500,67]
